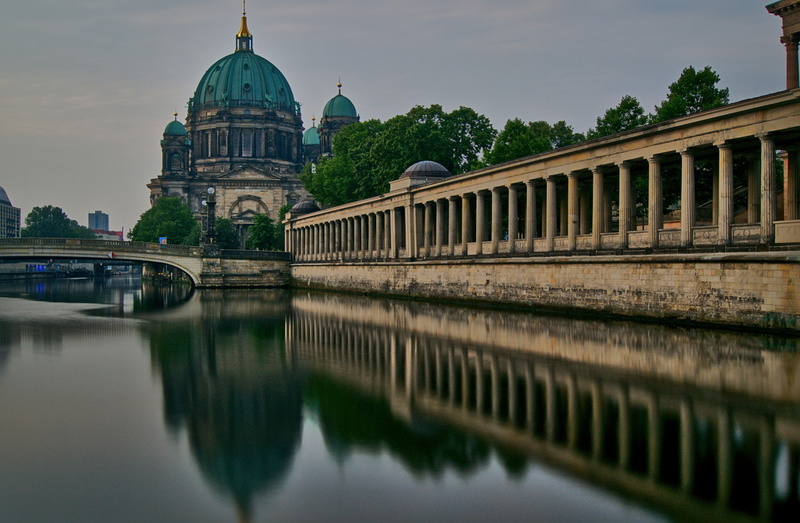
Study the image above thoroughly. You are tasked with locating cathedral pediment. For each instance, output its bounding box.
[215,166,283,181]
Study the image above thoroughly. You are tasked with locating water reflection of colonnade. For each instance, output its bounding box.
[286,294,800,521]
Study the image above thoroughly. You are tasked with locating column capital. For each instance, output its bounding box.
[646,154,663,164]
[616,160,633,169]
[567,171,580,180]
[756,132,774,142]
[781,33,800,46]
[713,140,733,149]
[678,147,694,157]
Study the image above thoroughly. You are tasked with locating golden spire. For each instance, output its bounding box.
[237,0,252,39]
[337,79,342,95]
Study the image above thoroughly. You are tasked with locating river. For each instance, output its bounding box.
[0,277,798,522]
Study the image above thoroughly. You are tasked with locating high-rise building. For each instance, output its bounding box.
[88,210,109,231]
[147,8,358,244]
[0,186,21,238]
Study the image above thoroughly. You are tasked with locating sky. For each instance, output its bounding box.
[0,0,787,234]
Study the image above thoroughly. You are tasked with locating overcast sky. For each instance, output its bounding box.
[0,1,786,233]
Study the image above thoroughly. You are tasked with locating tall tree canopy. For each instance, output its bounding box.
[21,205,96,239]
[301,105,496,207]
[586,95,648,139]
[245,214,281,250]
[652,66,729,122]
[129,197,199,245]
[214,218,240,249]
[486,119,584,165]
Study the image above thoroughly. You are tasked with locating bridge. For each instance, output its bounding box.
[284,88,800,331]
[0,238,290,288]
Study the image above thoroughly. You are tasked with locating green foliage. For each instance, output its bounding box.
[245,214,281,250]
[214,218,240,249]
[586,95,648,139]
[486,119,584,165]
[652,66,729,122]
[301,105,496,207]
[129,197,199,245]
[21,205,96,239]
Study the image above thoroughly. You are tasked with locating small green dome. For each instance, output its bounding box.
[193,51,297,113]
[164,119,188,136]
[302,126,319,146]
[322,94,357,119]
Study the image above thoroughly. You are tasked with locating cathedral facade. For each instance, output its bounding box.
[147,9,358,243]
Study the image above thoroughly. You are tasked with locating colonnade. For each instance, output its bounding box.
[286,310,799,519]
[287,125,800,261]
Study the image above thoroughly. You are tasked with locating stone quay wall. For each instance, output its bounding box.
[290,252,800,331]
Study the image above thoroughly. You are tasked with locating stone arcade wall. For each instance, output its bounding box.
[291,252,800,331]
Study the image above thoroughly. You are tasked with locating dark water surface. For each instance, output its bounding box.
[1,277,799,522]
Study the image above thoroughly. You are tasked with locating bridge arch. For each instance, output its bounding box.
[0,238,204,286]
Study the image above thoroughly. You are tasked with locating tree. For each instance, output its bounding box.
[485,119,584,165]
[301,105,496,207]
[586,95,648,139]
[245,214,281,250]
[652,66,729,122]
[215,218,240,249]
[21,205,96,239]
[129,197,199,245]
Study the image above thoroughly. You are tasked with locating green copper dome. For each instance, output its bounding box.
[193,51,296,113]
[164,119,188,136]
[302,125,319,146]
[322,93,357,119]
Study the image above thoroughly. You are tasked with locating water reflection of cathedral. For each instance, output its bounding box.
[286,293,800,521]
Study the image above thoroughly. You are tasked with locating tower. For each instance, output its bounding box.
[318,82,360,156]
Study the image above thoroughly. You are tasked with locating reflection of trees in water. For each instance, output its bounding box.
[303,373,528,479]
[148,310,301,519]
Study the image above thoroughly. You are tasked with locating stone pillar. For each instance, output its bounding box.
[580,184,590,235]
[476,191,486,255]
[448,197,458,256]
[525,180,537,252]
[647,156,663,248]
[415,204,425,257]
[783,34,800,90]
[717,142,734,245]
[491,187,502,255]
[353,217,361,258]
[546,176,557,251]
[559,190,568,237]
[435,199,445,257]
[376,212,384,258]
[508,184,519,253]
[618,161,632,248]
[423,202,432,257]
[385,210,392,255]
[592,168,604,249]
[367,213,375,257]
[680,149,695,247]
[748,157,761,223]
[783,149,799,220]
[567,172,579,251]
[760,133,777,243]
[461,193,473,251]
[390,208,398,259]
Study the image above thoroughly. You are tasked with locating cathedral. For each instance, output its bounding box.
[147,7,358,242]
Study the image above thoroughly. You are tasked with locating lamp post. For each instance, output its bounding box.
[202,187,219,255]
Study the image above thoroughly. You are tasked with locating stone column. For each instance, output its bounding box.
[390,208,398,259]
[491,187,502,255]
[680,149,695,247]
[783,148,799,220]
[385,211,392,255]
[717,142,734,245]
[525,180,537,252]
[476,191,486,254]
[647,156,662,248]
[376,212,384,258]
[353,217,361,258]
[567,172,579,251]
[546,176,557,251]
[748,157,761,223]
[367,213,375,258]
[435,199,445,257]
[592,168,604,249]
[618,161,632,248]
[783,34,800,90]
[448,197,458,256]
[508,184,519,253]
[415,204,425,258]
[461,193,473,252]
[760,133,777,243]
[423,202,432,257]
